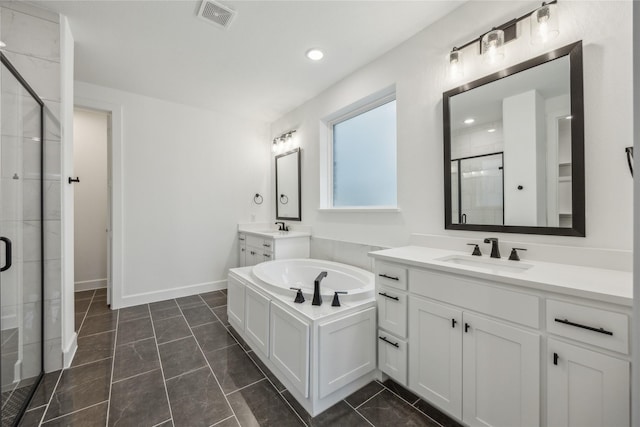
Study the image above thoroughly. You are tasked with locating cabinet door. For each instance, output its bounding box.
[462,312,540,427]
[409,297,462,418]
[377,286,407,338]
[318,307,376,399]
[547,339,629,427]
[378,330,407,386]
[245,287,270,355]
[270,303,310,397]
[227,275,245,331]
[246,247,262,267]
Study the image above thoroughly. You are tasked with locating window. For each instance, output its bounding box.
[325,94,397,209]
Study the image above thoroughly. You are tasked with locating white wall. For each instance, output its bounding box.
[631,2,639,425]
[73,109,107,290]
[75,82,270,308]
[270,1,633,266]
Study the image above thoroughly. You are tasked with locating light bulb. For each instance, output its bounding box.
[531,3,559,44]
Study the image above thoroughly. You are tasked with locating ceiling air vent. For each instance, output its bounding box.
[197,0,236,29]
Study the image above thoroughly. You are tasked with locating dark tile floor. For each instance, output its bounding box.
[19,288,461,427]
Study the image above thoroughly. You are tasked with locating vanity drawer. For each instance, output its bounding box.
[546,299,628,354]
[409,269,539,328]
[377,329,407,386]
[376,286,407,338]
[375,261,407,290]
[246,235,274,251]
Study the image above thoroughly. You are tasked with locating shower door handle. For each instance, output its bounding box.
[0,237,12,272]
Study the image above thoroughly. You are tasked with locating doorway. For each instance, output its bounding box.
[72,109,111,306]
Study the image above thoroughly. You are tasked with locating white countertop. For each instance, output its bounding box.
[238,229,311,240]
[369,246,633,306]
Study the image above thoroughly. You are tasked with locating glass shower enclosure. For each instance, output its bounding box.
[0,53,44,425]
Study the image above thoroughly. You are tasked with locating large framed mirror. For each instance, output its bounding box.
[443,41,584,236]
[276,148,302,221]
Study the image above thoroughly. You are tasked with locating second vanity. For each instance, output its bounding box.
[369,246,632,427]
[238,227,310,267]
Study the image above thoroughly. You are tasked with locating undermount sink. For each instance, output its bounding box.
[436,255,533,274]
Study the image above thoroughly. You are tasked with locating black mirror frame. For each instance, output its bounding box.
[443,41,585,237]
[275,147,302,221]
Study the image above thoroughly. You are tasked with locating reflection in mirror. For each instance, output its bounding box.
[276,148,301,221]
[444,41,584,236]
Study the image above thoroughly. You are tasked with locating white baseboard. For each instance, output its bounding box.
[75,279,107,292]
[114,279,227,309]
[62,333,77,369]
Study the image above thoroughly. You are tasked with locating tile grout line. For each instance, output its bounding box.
[42,400,109,424]
[104,307,119,427]
[147,303,176,426]
[354,388,385,410]
[201,293,310,427]
[377,381,445,427]
[68,355,113,370]
[36,370,64,426]
[75,289,96,338]
[178,296,241,425]
[343,398,375,427]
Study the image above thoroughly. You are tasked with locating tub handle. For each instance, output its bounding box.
[378,292,399,301]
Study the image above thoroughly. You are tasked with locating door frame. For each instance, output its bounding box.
[66,97,123,311]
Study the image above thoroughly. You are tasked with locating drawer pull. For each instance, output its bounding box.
[239,237,245,241]
[263,254,271,258]
[451,318,457,328]
[378,273,399,281]
[554,318,613,336]
[464,323,470,333]
[378,336,399,348]
[553,352,559,366]
[378,292,399,301]
[263,243,271,248]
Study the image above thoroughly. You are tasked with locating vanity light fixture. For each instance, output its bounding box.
[272,130,297,154]
[530,2,559,45]
[445,0,559,77]
[306,48,324,61]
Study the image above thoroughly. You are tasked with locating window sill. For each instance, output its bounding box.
[318,207,401,213]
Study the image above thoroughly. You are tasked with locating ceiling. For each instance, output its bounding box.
[36,1,463,122]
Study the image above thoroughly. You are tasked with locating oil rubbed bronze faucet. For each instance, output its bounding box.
[483,237,501,259]
[312,271,328,306]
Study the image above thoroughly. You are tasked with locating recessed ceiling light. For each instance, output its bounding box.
[487,128,496,133]
[464,118,475,125]
[306,48,324,61]
[565,115,573,120]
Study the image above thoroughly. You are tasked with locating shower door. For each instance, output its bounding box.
[0,53,44,426]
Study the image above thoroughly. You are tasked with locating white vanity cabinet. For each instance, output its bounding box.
[408,285,540,426]
[371,246,632,427]
[238,231,310,267]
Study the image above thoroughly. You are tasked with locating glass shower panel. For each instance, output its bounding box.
[1,55,43,426]
[458,153,503,225]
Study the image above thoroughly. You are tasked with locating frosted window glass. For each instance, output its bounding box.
[332,100,397,207]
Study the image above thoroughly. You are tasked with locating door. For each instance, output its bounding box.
[547,338,629,427]
[409,297,462,418]
[462,312,540,427]
[0,54,44,425]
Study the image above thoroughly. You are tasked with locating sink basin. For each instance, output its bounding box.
[436,255,533,274]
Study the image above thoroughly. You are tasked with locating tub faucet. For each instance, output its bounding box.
[312,271,328,306]
[483,237,501,259]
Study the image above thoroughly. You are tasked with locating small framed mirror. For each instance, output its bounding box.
[276,148,302,221]
[443,41,584,236]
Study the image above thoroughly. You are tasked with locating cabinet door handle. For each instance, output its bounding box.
[378,273,399,281]
[553,352,559,365]
[263,254,271,258]
[239,237,245,241]
[451,318,457,328]
[250,251,256,255]
[263,243,271,248]
[464,323,470,333]
[378,336,399,348]
[554,318,613,336]
[241,248,245,252]
[378,292,399,301]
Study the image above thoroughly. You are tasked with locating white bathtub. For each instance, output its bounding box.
[251,258,374,303]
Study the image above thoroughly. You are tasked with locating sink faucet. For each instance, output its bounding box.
[483,237,501,259]
[275,221,287,231]
[312,271,328,306]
